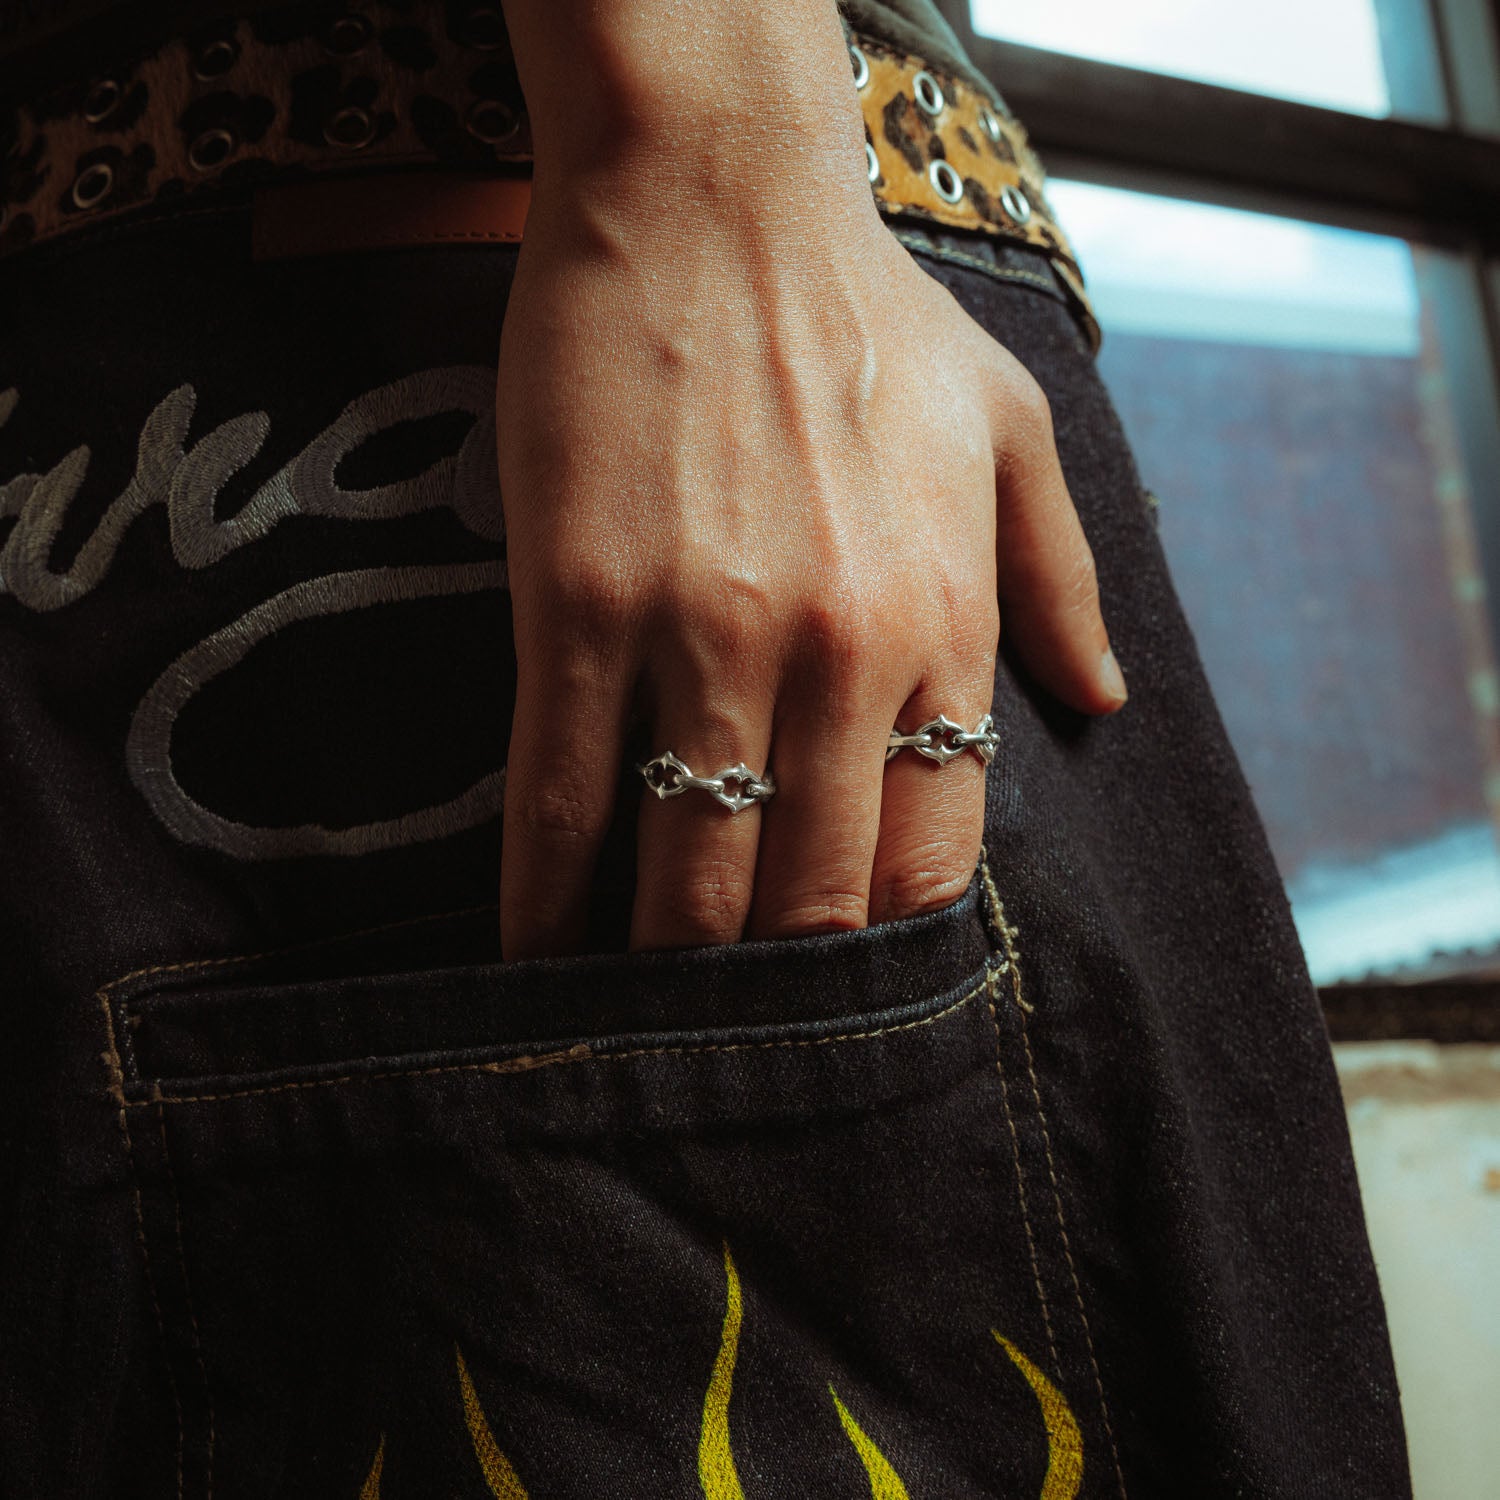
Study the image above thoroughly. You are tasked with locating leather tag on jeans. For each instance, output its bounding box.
[251,172,531,260]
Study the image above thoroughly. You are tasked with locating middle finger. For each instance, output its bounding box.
[630,683,772,952]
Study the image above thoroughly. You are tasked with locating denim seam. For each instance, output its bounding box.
[982,961,1062,1378]
[981,859,1129,1499]
[157,1096,215,1499]
[891,231,1064,298]
[118,977,990,1106]
[97,991,187,1500]
[104,903,496,998]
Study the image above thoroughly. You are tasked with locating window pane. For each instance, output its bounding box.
[1050,180,1500,982]
[972,0,1447,124]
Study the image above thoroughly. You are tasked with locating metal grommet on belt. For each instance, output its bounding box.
[459,3,506,48]
[1000,183,1032,224]
[83,79,120,124]
[466,100,519,145]
[913,70,945,117]
[849,44,869,90]
[193,38,239,80]
[188,127,236,172]
[929,158,963,204]
[69,162,113,209]
[324,105,375,149]
[322,13,372,57]
[979,107,1002,142]
[865,140,880,184]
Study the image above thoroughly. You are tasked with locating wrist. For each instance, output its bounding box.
[503,0,877,219]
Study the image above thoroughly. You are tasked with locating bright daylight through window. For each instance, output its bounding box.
[972,0,1392,114]
[1048,182,1500,984]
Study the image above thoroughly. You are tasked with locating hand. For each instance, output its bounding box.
[497,0,1125,957]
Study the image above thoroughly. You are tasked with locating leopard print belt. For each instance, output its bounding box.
[0,3,1099,348]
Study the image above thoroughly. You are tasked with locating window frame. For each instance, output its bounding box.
[933,0,1500,1023]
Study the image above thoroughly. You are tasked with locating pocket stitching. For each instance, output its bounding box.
[116,973,992,1108]
[98,994,187,1498]
[982,961,1063,1393]
[105,902,497,998]
[980,858,1129,1499]
[156,1096,216,1500]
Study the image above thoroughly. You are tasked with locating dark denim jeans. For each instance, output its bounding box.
[0,199,1411,1498]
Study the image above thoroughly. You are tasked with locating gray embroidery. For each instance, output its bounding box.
[281,366,502,542]
[0,367,503,610]
[2,392,189,611]
[1,367,513,859]
[126,563,508,860]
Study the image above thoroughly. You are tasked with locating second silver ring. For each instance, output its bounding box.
[886,713,999,766]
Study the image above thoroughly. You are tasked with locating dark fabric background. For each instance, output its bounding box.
[0,200,1411,1497]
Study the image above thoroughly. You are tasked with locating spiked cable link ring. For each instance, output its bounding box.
[637,752,776,814]
[886,713,1000,766]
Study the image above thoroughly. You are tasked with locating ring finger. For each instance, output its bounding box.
[869,676,992,926]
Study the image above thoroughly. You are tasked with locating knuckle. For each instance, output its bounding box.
[670,859,755,944]
[682,596,770,666]
[1004,367,1056,439]
[656,561,777,666]
[766,890,870,937]
[877,849,977,922]
[1053,546,1102,616]
[513,774,609,846]
[793,590,881,680]
[548,555,639,637]
[931,564,1000,663]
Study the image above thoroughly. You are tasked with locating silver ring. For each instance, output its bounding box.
[638,752,775,814]
[886,713,999,766]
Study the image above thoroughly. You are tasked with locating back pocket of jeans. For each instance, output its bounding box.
[99,864,1108,1500]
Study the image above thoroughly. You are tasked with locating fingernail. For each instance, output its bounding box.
[1099,647,1128,706]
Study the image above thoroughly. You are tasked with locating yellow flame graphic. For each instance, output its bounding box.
[455,1344,531,1499]
[829,1388,912,1499]
[359,1434,384,1500]
[992,1333,1084,1500]
[361,1261,1083,1500]
[699,1240,747,1500]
